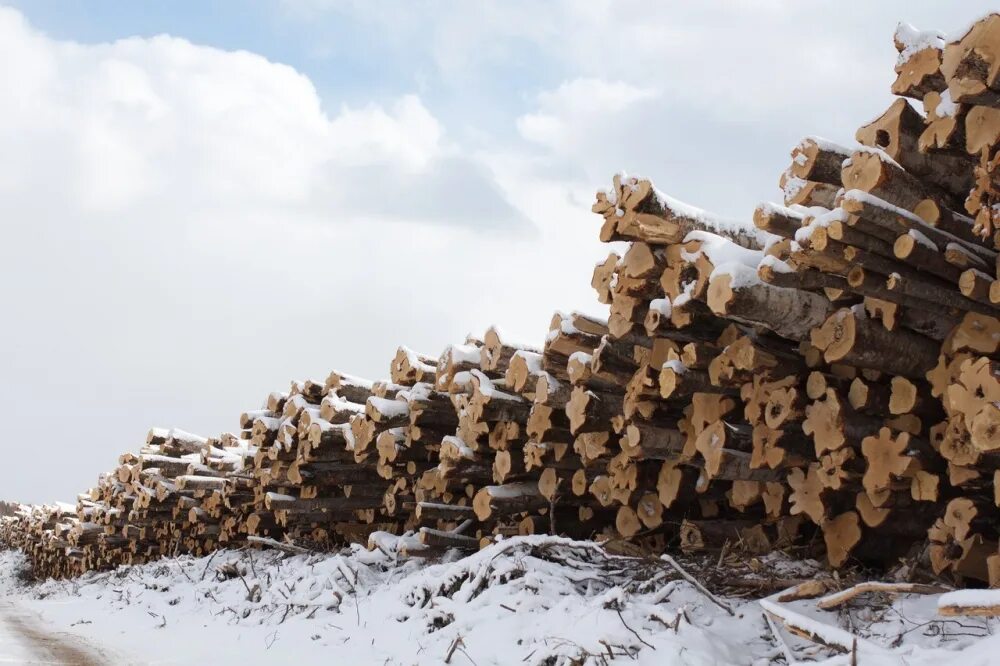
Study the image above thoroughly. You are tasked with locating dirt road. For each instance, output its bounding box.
[0,601,119,665]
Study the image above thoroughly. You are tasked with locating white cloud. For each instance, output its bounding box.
[0,9,520,226]
[328,96,443,170]
[517,79,658,153]
[0,7,553,503]
[279,1,1000,206]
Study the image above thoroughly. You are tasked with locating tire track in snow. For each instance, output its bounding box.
[0,601,116,665]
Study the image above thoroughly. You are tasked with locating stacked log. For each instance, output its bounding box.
[3,13,1000,587]
[0,429,256,578]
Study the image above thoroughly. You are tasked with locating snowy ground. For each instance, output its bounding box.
[0,537,997,665]
[0,599,119,664]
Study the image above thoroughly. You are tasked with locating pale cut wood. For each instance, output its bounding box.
[810,308,938,378]
[892,23,946,99]
[942,14,1000,107]
[707,273,833,342]
[856,98,974,199]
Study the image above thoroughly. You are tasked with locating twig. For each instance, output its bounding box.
[337,562,361,626]
[660,554,734,616]
[763,612,797,665]
[715,542,728,569]
[175,560,195,584]
[232,567,261,603]
[456,645,478,665]
[200,550,219,581]
[817,581,949,610]
[444,636,464,664]
[247,551,259,580]
[247,535,311,555]
[615,608,654,650]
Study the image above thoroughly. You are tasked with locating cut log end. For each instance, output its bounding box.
[823,511,862,568]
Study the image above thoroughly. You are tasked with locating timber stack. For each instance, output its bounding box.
[3,13,1000,587]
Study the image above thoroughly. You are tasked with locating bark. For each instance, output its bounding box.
[789,137,852,185]
[707,273,833,342]
[841,148,960,219]
[856,97,975,199]
[753,202,804,239]
[810,308,939,378]
[886,272,998,317]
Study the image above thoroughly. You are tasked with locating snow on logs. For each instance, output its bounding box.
[593,172,777,250]
[4,13,1000,587]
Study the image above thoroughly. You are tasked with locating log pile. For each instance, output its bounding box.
[3,13,1000,586]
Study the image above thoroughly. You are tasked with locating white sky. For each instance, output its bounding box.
[0,2,992,502]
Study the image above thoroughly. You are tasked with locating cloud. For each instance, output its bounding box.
[278,1,1000,219]
[0,8,522,230]
[0,7,541,503]
[328,96,443,170]
[517,79,659,154]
